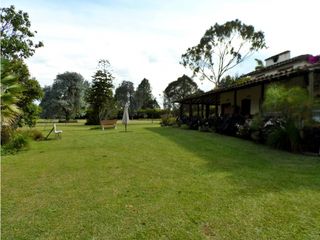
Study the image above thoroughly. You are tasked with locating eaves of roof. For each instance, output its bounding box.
[176,62,320,104]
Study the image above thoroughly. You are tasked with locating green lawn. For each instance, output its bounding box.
[2,121,320,239]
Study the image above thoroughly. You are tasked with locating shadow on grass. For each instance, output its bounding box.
[146,127,320,195]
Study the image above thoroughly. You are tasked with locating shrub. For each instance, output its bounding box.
[20,128,44,141]
[266,120,301,152]
[301,126,320,154]
[263,85,312,123]
[2,132,30,155]
[160,115,177,126]
[262,85,312,152]
[236,118,252,138]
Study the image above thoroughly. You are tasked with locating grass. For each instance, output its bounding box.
[2,121,320,239]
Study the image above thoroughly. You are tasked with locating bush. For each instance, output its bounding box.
[301,126,320,154]
[19,128,44,141]
[2,132,30,155]
[135,109,166,119]
[261,85,313,152]
[160,115,177,126]
[266,120,301,152]
[236,118,252,138]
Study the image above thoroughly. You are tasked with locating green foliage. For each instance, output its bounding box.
[2,132,30,155]
[160,115,177,126]
[134,78,159,110]
[218,75,251,88]
[0,5,43,60]
[263,85,312,123]
[136,108,165,119]
[163,74,200,110]
[266,120,301,152]
[0,59,22,127]
[40,72,87,121]
[85,60,116,124]
[17,128,44,141]
[115,80,135,116]
[18,103,42,127]
[115,81,134,106]
[2,59,43,127]
[0,5,44,147]
[39,86,59,119]
[181,19,266,87]
[262,85,313,152]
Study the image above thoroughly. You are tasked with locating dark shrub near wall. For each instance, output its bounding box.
[173,114,320,154]
[301,126,320,154]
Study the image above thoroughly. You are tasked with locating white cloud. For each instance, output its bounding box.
[6,0,320,107]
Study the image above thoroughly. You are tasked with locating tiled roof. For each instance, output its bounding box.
[177,62,320,104]
[242,54,311,77]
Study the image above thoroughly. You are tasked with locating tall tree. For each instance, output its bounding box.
[1,6,44,127]
[1,5,43,60]
[134,78,158,110]
[40,72,86,121]
[85,60,115,124]
[181,19,266,88]
[115,81,135,106]
[163,75,200,110]
[39,86,61,119]
[115,81,135,115]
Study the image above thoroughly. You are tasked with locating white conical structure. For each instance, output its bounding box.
[122,101,130,132]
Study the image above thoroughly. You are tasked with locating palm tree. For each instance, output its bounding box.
[1,60,22,127]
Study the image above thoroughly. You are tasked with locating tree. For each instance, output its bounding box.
[218,74,251,88]
[1,5,44,127]
[1,5,43,60]
[0,59,22,126]
[0,60,23,144]
[40,72,86,121]
[264,85,312,123]
[134,78,158,110]
[115,81,135,116]
[2,59,43,127]
[85,60,116,124]
[115,81,135,106]
[39,86,61,119]
[181,19,266,88]
[163,75,200,110]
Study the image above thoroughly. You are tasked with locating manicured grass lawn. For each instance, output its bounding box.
[2,121,320,239]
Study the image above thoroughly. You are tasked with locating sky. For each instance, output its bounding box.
[4,0,320,106]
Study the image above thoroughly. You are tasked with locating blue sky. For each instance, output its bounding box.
[4,0,320,105]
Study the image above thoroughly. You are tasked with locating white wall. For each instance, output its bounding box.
[236,85,262,115]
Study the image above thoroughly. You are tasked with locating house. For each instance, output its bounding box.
[177,51,320,120]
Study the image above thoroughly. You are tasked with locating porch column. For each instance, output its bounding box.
[233,90,237,114]
[189,104,193,117]
[201,104,205,118]
[260,83,265,113]
[205,104,210,118]
[197,104,200,117]
[215,104,219,116]
[308,71,315,98]
[215,94,219,116]
[179,104,184,118]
